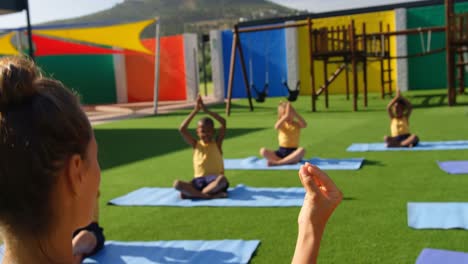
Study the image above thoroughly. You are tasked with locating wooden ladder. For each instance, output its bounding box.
[316,63,347,96]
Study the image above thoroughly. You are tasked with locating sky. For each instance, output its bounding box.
[0,0,124,29]
[0,0,424,29]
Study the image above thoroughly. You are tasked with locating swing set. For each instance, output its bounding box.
[246,35,268,103]
[225,0,467,115]
[245,30,300,104]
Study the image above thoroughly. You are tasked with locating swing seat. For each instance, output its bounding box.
[287,90,300,102]
[251,84,268,103]
[283,81,300,102]
[255,92,267,103]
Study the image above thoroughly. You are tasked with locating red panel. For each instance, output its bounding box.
[33,34,122,56]
[125,36,187,102]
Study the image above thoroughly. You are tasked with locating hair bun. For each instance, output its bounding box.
[0,57,40,112]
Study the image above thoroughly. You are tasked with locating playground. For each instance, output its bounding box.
[95,90,468,263]
[1,0,468,263]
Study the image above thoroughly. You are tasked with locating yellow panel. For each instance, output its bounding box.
[297,11,397,95]
[35,19,156,54]
[0,32,19,55]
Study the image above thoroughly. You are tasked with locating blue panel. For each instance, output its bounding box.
[222,27,288,99]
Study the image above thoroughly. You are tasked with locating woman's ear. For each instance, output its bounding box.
[65,154,85,197]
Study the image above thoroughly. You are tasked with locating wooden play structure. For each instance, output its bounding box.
[446,0,468,104]
[225,0,466,115]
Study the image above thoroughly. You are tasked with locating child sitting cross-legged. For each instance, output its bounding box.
[384,90,419,148]
[173,95,229,199]
[260,102,307,166]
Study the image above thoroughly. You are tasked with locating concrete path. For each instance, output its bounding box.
[84,97,222,126]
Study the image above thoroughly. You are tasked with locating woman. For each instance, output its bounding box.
[0,56,100,264]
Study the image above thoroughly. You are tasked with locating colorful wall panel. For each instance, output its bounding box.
[36,55,117,105]
[297,11,398,96]
[125,35,187,102]
[183,34,200,102]
[221,28,288,99]
[407,2,468,90]
[210,30,226,101]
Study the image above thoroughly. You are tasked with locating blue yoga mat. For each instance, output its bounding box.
[224,156,364,170]
[0,240,260,264]
[416,248,468,264]
[438,161,468,174]
[347,140,468,152]
[109,185,305,207]
[408,202,468,229]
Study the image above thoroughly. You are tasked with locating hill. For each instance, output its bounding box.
[47,0,300,37]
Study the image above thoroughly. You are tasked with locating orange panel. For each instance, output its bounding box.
[125,36,187,102]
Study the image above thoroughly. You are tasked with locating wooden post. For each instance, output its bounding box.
[350,20,358,111]
[308,17,317,112]
[345,63,350,100]
[342,25,346,50]
[226,28,239,116]
[323,28,329,53]
[446,0,456,106]
[379,22,385,99]
[457,16,465,95]
[363,23,368,107]
[234,26,254,112]
[343,25,350,100]
[386,24,393,96]
[324,58,329,108]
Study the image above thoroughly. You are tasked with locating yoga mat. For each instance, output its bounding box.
[224,156,364,170]
[109,184,305,207]
[0,240,260,264]
[347,140,468,152]
[437,161,468,174]
[408,202,468,229]
[416,248,468,264]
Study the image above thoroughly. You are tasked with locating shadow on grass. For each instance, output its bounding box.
[95,128,265,170]
[363,159,385,167]
[311,108,385,114]
[210,101,279,112]
[409,93,468,108]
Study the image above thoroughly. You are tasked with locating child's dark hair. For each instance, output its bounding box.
[0,56,92,235]
[396,98,407,106]
[199,117,214,128]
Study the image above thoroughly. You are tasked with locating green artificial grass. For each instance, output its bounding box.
[95,89,468,263]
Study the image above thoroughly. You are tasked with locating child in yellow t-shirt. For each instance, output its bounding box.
[384,90,419,147]
[174,95,229,199]
[260,102,307,166]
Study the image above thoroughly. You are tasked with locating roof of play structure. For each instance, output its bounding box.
[238,0,468,27]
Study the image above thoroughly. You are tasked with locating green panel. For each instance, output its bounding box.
[36,55,116,104]
[407,3,468,90]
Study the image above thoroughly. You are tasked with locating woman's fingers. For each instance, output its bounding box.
[305,163,343,203]
[299,165,321,196]
[305,163,338,192]
[300,163,343,204]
